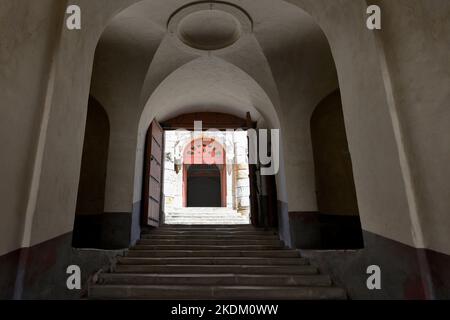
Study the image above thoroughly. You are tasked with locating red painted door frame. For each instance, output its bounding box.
[182,138,227,207]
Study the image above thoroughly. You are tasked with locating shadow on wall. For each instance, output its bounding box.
[72,97,129,249]
[290,90,364,250]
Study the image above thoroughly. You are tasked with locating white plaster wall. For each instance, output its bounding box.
[372,0,450,254]
[0,0,141,253]
[252,1,340,212]
[0,0,63,256]
[90,11,165,213]
[28,0,147,247]
[287,0,417,249]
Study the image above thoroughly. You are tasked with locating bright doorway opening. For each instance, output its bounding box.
[162,130,251,225]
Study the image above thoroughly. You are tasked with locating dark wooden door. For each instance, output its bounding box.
[142,120,164,227]
[246,113,259,226]
[187,165,221,207]
[266,174,278,228]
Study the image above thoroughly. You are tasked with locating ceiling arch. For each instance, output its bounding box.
[138,55,280,131]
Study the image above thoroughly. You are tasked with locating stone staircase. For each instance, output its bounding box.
[164,207,250,225]
[88,224,346,300]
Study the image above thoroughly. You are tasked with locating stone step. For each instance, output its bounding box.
[164,221,249,225]
[159,224,254,229]
[97,273,332,287]
[155,228,256,233]
[148,230,277,236]
[168,220,250,225]
[127,250,299,258]
[164,222,249,226]
[117,257,309,266]
[167,208,238,213]
[165,215,248,218]
[166,211,247,215]
[165,216,248,219]
[165,216,246,218]
[88,222,346,300]
[141,234,278,240]
[137,239,283,246]
[89,284,346,300]
[132,244,285,251]
[164,222,250,225]
[114,264,319,275]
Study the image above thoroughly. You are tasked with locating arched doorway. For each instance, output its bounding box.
[160,113,254,225]
[182,138,227,207]
[72,97,110,248]
[310,90,363,249]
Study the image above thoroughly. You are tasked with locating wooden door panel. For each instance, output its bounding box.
[152,125,163,146]
[149,178,160,201]
[150,160,161,182]
[151,139,162,161]
[148,200,160,224]
[143,120,164,227]
[246,112,259,226]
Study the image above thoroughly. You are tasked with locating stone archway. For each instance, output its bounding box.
[182,137,227,207]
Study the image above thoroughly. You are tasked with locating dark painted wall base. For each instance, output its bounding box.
[301,230,450,299]
[1,201,144,299]
[274,204,450,299]
[0,247,20,299]
[289,211,364,249]
[72,201,142,250]
[0,232,126,299]
[72,212,132,249]
[277,200,292,247]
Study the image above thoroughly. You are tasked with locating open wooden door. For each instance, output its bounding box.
[142,120,164,227]
[246,113,259,226]
[266,174,278,228]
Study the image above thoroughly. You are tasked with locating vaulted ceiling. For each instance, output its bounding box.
[90,0,338,129]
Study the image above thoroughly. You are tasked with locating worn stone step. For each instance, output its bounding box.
[159,224,255,229]
[168,218,249,220]
[88,221,347,300]
[166,213,248,217]
[164,222,250,225]
[127,250,299,258]
[132,244,285,251]
[141,234,278,240]
[164,221,249,225]
[89,284,346,300]
[114,264,319,275]
[167,208,239,214]
[165,217,249,220]
[148,230,277,236]
[97,273,332,287]
[156,227,258,232]
[117,257,309,266]
[165,217,246,219]
[165,217,248,220]
[137,239,283,246]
